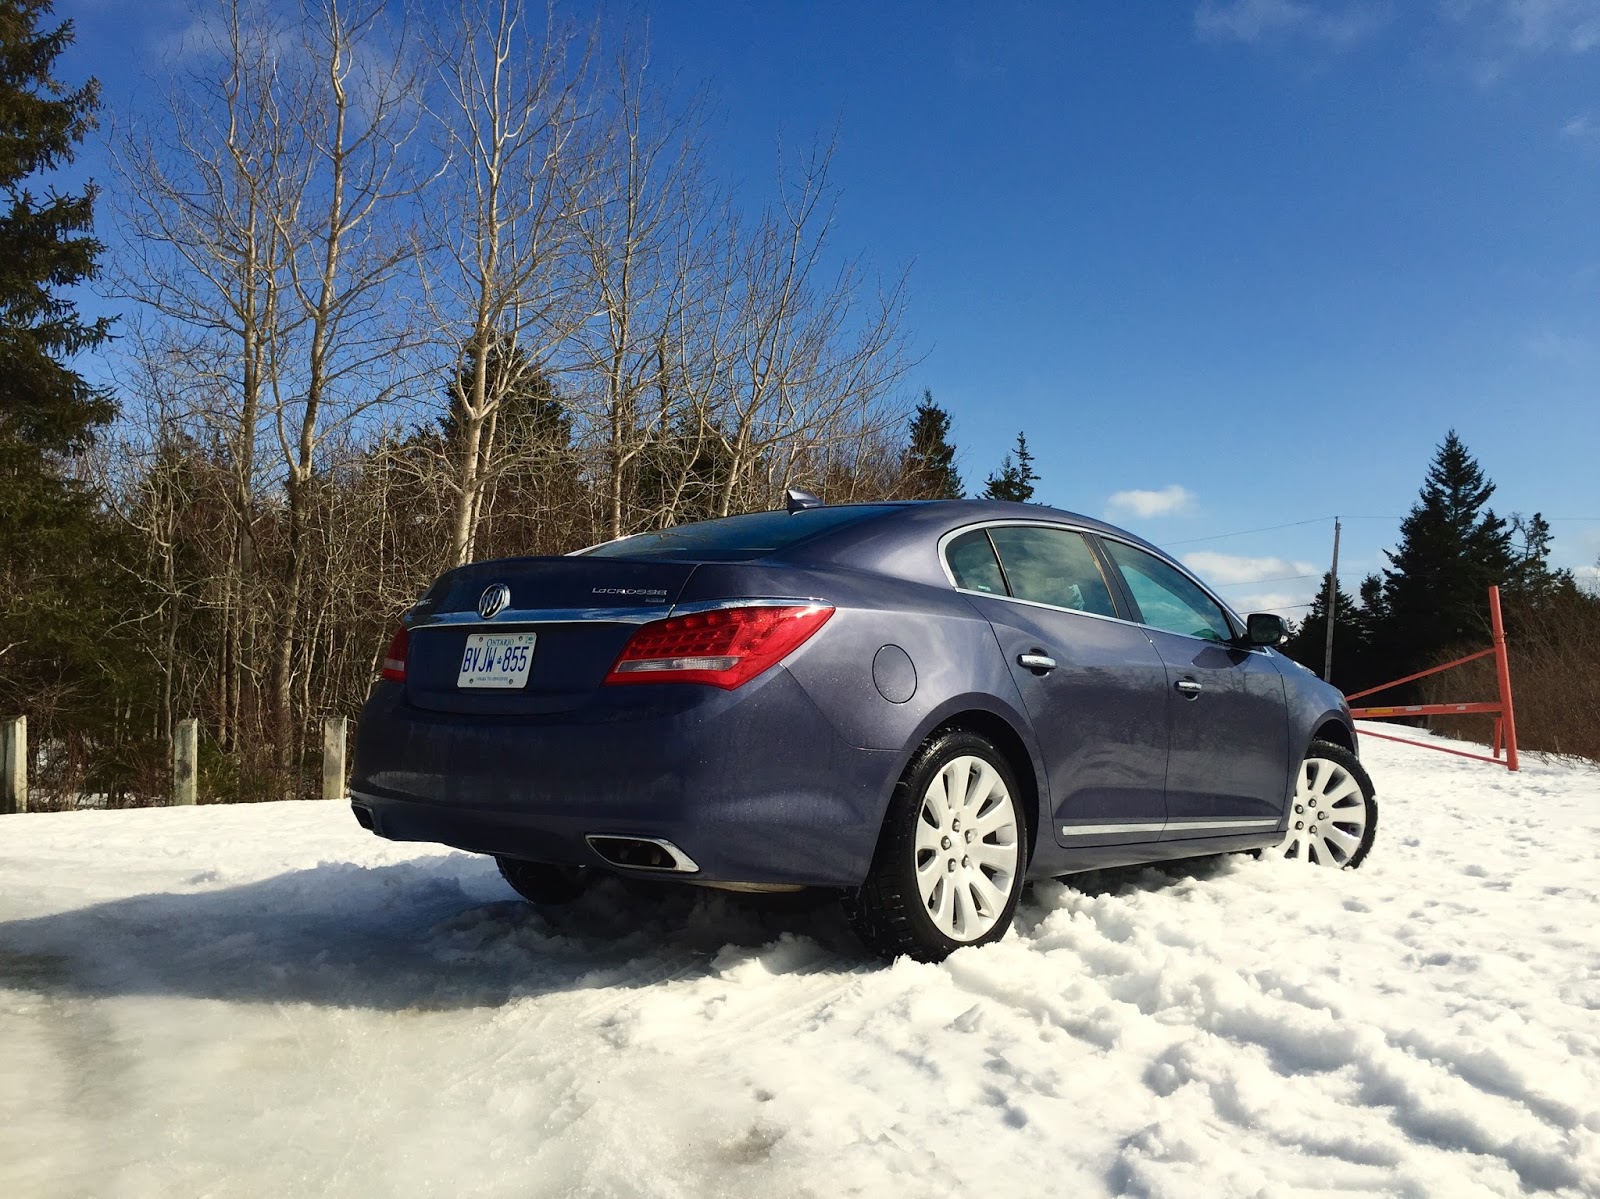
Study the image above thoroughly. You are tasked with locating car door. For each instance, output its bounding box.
[945,525,1170,848]
[1097,538,1291,839]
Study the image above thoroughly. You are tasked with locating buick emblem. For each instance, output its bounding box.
[477,584,511,620]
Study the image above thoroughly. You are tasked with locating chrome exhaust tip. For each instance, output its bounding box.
[585,835,700,874]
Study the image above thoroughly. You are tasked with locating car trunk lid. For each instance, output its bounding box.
[404,557,697,715]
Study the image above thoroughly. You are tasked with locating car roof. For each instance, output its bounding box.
[577,499,1179,586]
[892,499,1159,543]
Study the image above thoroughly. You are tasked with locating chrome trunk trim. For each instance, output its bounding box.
[414,605,671,628]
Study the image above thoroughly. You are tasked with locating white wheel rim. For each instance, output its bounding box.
[914,754,1020,942]
[1283,757,1369,867]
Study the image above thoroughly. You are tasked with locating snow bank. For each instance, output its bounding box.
[2,728,1598,1197]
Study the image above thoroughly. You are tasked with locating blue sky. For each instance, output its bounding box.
[56,0,1600,615]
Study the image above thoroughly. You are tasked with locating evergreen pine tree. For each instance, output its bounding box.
[1505,511,1577,607]
[440,338,580,556]
[633,410,736,527]
[983,432,1039,503]
[1346,573,1389,692]
[441,339,568,452]
[1357,573,1387,625]
[1282,572,1357,683]
[1378,431,1515,681]
[0,1,147,796]
[0,0,110,458]
[1280,571,1394,693]
[902,390,963,499]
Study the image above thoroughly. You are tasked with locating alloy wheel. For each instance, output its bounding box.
[912,754,1021,941]
[1283,756,1371,867]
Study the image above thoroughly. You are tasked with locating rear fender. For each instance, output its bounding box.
[665,561,1050,857]
[895,693,1049,867]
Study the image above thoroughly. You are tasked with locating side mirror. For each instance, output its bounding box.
[1244,613,1287,647]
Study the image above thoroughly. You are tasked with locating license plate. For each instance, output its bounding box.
[457,632,537,689]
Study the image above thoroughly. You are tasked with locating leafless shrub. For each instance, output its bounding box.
[1419,592,1600,764]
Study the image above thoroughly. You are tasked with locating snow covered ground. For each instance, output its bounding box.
[3,726,1599,1199]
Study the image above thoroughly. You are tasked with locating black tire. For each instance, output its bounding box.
[843,730,1029,963]
[494,856,591,904]
[1284,740,1378,868]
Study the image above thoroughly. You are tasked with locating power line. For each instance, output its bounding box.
[1214,573,1318,589]
[1164,513,1600,553]
[1166,517,1334,547]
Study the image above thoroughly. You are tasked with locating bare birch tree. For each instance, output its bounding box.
[569,50,717,542]
[111,0,299,751]
[265,0,427,778]
[693,142,911,517]
[424,0,591,566]
[114,0,427,787]
[89,3,921,802]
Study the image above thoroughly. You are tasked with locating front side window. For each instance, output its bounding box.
[986,526,1119,618]
[1104,541,1234,642]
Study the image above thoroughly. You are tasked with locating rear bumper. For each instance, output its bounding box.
[348,670,900,887]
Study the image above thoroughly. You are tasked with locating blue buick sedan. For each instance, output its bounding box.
[350,498,1376,961]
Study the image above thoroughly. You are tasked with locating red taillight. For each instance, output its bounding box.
[604,604,834,689]
[381,626,410,682]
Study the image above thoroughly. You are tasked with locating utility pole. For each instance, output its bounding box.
[1323,517,1341,683]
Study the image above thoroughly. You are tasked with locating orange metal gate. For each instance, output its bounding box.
[1345,586,1520,771]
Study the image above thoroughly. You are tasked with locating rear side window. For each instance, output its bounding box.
[1104,540,1234,642]
[583,505,899,561]
[987,527,1119,618]
[945,529,1007,594]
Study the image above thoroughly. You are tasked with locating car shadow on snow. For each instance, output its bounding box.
[0,855,876,1012]
[0,853,1245,1013]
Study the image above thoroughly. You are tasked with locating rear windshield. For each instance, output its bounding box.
[583,506,901,562]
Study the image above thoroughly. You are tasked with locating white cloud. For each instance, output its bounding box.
[155,10,286,68]
[1105,485,1196,520]
[1442,0,1600,77]
[1194,0,1390,47]
[1182,551,1320,586]
[1562,112,1596,137]
[1524,327,1593,362]
[1185,554,1325,620]
[1201,1,1600,68]
[1570,531,1600,595]
[1469,0,1600,53]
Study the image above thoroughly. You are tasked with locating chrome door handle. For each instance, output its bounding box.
[1175,678,1203,698]
[1017,652,1057,674]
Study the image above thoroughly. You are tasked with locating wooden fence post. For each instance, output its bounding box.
[322,716,348,802]
[173,718,198,806]
[2,716,25,815]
